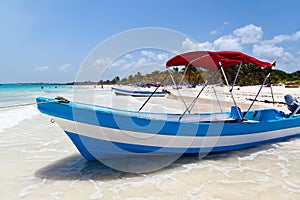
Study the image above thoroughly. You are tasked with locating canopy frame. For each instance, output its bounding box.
[166,51,275,121]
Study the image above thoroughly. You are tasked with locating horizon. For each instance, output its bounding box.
[1,0,300,83]
[1,68,299,85]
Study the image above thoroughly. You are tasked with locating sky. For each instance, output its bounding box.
[1,0,300,83]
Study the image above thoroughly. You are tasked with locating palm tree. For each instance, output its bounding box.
[182,66,202,85]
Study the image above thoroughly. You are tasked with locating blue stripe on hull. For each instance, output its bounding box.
[66,131,96,160]
[36,97,300,137]
[65,131,300,161]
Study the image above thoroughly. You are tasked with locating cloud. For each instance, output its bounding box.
[213,35,242,51]
[141,50,156,59]
[156,53,169,61]
[182,38,216,51]
[182,36,241,51]
[252,44,284,59]
[58,63,71,72]
[181,24,300,72]
[92,58,112,69]
[209,30,218,35]
[251,30,300,72]
[233,24,263,44]
[252,41,300,72]
[124,54,133,59]
[182,38,202,50]
[35,66,49,71]
[110,58,127,67]
[100,50,172,80]
[267,30,300,45]
[140,50,170,62]
[183,24,263,51]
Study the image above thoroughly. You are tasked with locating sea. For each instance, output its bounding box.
[0,84,299,199]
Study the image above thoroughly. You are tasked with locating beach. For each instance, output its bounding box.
[0,84,300,199]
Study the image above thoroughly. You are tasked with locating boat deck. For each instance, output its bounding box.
[70,101,287,123]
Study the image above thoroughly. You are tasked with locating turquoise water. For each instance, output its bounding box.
[0,84,73,92]
[0,84,75,133]
[0,84,74,107]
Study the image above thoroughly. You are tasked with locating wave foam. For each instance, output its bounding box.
[0,105,39,132]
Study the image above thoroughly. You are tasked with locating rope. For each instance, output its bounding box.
[0,102,38,109]
[0,96,69,109]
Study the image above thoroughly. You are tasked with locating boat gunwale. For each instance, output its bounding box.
[111,87,167,95]
[37,97,297,125]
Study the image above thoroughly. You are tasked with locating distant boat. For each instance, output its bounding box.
[111,87,167,97]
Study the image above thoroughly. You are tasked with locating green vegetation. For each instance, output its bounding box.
[107,66,299,86]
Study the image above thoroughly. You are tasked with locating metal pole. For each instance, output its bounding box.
[230,62,242,92]
[138,72,168,112]
[213,86,223,112]
[179,71,218,120]
[179,66,189,86]
[268,73,275,105]
[220,66,242,120]
[168,69,190,113]
[243,72,271,120]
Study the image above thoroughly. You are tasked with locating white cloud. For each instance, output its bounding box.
[198,41,216,51]
[182,38,201,50]
[100,50,171,80]
[124,54,133,59]
[233,24,263,44]
[156,53,169,61]
[35,66,49,71]
[181,24,300,72]
[252,43,299,72]
[292,31,300,40]
[182,38,216,51]
[210,30,218,35]
[252,30,300,72]
[213,35,242,51]
[252,44,284,59]
[58,63,71,72]
[110,58,127,67]
[271,35,291,44]
[183,24,262,51]
[141,50,156,59]
[92,58,112,69]
[269,30,300,44]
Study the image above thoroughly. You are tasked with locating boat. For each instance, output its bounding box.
[111,86,167,97]
[36,51,300,162]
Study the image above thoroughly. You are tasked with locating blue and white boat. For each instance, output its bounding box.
[36,51,300,161]
[111,87,167,97]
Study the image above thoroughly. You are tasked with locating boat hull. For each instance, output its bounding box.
[112,87,166,97]
[36,97,300,160]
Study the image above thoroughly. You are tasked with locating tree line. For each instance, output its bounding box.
[101,66,299,86]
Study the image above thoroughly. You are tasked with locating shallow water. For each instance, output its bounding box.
[0,84,299,199]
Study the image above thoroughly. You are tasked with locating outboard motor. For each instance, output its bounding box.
[284,94,300,115]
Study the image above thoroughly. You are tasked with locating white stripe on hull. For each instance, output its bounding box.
[54,117,300,148]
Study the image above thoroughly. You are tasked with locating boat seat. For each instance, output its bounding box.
[260,109,278,121]
[230,106,242,120]
[284,94,300,117]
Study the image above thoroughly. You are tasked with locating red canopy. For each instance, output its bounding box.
[166,51,274,70]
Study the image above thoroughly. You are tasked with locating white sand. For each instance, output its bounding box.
[0,85,299,199]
